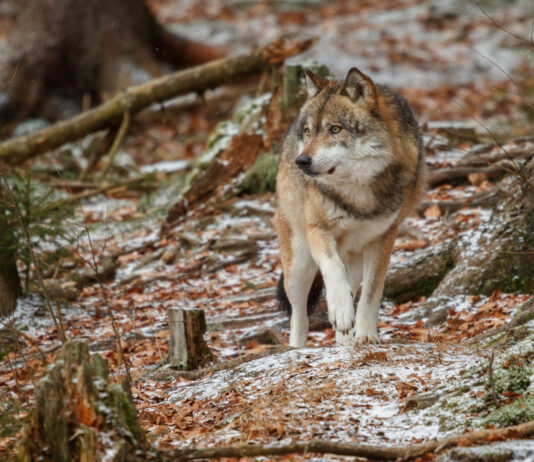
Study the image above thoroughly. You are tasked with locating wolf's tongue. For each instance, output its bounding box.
[327,167,336,174]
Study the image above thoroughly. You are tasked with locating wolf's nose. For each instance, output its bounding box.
[296,155,312,169]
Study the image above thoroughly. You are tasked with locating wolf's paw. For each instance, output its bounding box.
[336,330,355,346]
[353,331,380,345]
[328,298,355,334]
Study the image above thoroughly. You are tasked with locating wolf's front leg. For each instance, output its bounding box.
[336,257,363,346]
[356,227,398,344]
[284,241,318,347]
[308,227,354,334]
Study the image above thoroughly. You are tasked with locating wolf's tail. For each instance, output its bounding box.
[277,271,323,316]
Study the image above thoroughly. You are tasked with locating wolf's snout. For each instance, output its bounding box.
[295,155,312,170]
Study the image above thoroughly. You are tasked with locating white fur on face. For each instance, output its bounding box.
[311,138,392,185]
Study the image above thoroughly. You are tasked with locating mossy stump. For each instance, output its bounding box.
[16,340,147,462]
[168,308,214,370]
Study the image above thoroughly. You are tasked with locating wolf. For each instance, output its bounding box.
[274,67,425,347]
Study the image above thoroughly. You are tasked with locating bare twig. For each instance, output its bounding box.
[487,350,499,406]
[77,206,132,381]
[102,111,130,176]
[474,0,534,47]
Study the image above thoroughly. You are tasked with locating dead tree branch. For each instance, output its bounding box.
[0,38,316,166]
[161,420,534,460]
[143,345,291,382]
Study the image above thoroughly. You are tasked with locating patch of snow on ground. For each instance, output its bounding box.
[166,344,480,447]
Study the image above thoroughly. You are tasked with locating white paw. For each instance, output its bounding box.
[354,328,380,345]
[336,330,355,347]
[327,290,355,333]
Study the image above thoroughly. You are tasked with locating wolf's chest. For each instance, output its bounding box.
[333,211,398,253]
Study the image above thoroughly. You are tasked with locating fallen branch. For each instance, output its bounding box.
[418,187,500,215]
[0,38,316,166]
[458,144,533,168]
[427,163,513,188]
[466,296,534,344]
[44,176,152,211]
[161,420,534,461]
[143,345,291,382]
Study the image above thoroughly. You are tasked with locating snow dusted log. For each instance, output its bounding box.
[168,308,213,370]
[0,37,316,166]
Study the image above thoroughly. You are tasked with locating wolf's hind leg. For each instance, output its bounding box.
[285,242,317,347]
[335,257,362,346]
[356,227,397,344]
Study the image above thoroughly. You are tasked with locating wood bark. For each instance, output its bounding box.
[0,246,21,316]
[168,308,213,370]
[0,182,21,316]
[0,38,315,166]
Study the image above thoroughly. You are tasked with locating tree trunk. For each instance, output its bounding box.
[0,185,21,316]
[0,0,223,125]
[0,248,21,316]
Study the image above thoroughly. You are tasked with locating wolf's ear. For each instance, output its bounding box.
[340,67,378,107]
[304,69,326,98]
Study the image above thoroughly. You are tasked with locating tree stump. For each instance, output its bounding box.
[168,308,213,370]
[16,340,147,462]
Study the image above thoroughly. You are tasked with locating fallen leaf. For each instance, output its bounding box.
[424,204,441,218]
[468,172,488,186]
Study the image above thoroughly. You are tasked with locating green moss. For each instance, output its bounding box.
[91,354,109,382]
[476,242,534,295]
[105,384,143,445]
[484,394,534,427]
[237,152,279,195]
[488,363,532,398]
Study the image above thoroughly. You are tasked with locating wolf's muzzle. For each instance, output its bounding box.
[295,155,312,171]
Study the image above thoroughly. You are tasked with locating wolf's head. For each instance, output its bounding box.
[295,68,394,185]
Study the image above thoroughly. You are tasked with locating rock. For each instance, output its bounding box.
[42,279,80,301]
[70,257,117,286]
[161,244,180,265]
[179,232,203,249]
[241,327,286,346]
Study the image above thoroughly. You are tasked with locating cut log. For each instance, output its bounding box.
[0,38,316,166]
[168,308,213,370]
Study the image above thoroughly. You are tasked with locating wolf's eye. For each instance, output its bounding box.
[329,125,341,135]
[303,127,311,135]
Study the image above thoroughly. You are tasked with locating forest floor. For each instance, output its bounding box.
[1,0,534,460]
